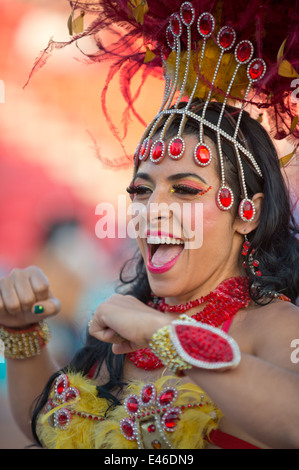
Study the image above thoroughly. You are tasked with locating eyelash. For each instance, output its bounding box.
[172,184,206,195]
[126,184,211,196]
[126,185,151,196]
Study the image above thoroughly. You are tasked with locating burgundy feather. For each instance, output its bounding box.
[26,0,299,155]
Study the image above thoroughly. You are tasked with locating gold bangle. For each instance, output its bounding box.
[0,321,51,360]
[149,321,192,376]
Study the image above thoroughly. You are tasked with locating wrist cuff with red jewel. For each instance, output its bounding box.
[149,315,241,375]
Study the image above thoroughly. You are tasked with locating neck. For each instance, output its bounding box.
[164,266,244,307]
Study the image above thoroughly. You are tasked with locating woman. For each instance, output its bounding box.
[1,0,299,449]
[1,101,299,449]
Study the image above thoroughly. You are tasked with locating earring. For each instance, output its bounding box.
[242,235,261,277]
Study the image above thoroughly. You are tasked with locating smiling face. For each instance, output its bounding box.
[129,134,249,303]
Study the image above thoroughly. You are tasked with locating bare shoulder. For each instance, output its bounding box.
[232,300,299,372]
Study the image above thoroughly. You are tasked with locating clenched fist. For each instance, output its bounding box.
[89,294,171,355]
[0,266,60,328]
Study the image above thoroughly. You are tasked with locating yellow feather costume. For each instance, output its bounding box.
[37,372,222,449]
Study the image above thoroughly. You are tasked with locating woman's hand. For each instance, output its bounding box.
[0,266,61,328]
[89,294,172,355]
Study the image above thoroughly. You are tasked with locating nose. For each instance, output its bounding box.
[145,187,173,226]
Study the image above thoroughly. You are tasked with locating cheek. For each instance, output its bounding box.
[181,199,218,234]
[201,203,234,251]
[183,198,232,247]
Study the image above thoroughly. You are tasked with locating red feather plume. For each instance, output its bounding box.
[25,0,299,159]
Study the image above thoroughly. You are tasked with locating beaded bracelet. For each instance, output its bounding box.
[0,321,51,359]
[149,315,241,375]
[149,322,192,376]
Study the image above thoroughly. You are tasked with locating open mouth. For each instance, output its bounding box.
[147,234,184,273]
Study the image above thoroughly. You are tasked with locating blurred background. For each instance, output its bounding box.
[0,0,297,449]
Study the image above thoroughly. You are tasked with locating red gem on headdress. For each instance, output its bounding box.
[169,137,184,159]
[139,138,151,161]
[151,140,165,162]
[166,27,175,50]
[248,59,265,81]
[218,26,235,50]
[170,14,182,37]
[180,3,194,25]
[217,187,233,209]
[194,144,211,166]
[236,41,253,63]
[198,13,215,37]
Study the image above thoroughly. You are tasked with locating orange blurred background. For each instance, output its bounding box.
[0,0,297,449]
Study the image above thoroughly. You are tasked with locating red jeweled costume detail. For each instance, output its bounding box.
[127,276,250,370]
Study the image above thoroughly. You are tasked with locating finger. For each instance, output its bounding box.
[13,275,37,312]
[31,295,61,318]
[113,332,126,343]
[0,277,22,315]
[28,268,50,302]
[112,341,135,355]
[90,326,117,343]
[88,312,119,343]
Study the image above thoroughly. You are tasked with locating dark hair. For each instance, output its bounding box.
[31,102,299,445]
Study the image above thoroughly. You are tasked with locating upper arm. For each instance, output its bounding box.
[253,301,299,373]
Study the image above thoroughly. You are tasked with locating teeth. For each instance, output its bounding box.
[147,236,184,245]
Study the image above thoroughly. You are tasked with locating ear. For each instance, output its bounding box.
[233,193,264,235]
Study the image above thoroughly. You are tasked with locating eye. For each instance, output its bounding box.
[172,184,206,195]
[126,184,152,198]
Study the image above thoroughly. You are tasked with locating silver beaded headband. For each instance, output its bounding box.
[134,2,266,222]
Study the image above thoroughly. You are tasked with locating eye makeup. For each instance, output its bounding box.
[171,183,212,196]
[126,181,153,201]
[126,184,152,195]
[127,171,212,198]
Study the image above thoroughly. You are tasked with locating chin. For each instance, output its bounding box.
[147,274,188,300]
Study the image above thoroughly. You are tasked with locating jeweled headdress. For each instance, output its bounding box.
[28,0,299,221]
[133,3,268,220]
